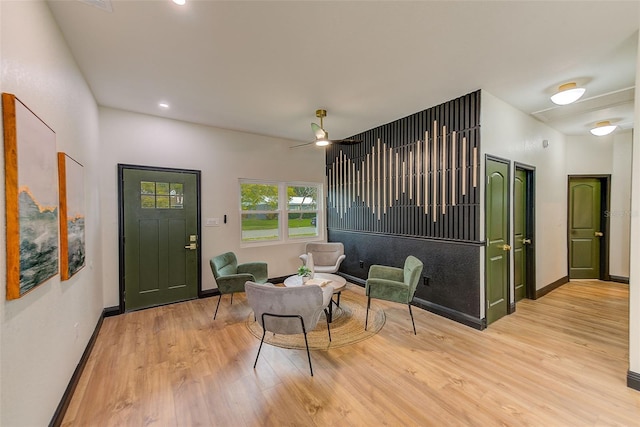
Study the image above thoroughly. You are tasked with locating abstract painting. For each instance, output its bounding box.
[58,153,85,280]
[3,93,59,299]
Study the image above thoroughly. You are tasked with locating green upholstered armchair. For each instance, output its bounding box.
[210,252,268,319]
[365,255,424,334]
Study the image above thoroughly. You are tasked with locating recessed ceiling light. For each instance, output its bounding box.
[173,0,186,5]
[550,82,586,105]
[590,120,617,136]
[158,102,170,109]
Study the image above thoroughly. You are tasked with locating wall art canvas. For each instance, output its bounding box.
[58,153,85,280]
[3,93,59,299]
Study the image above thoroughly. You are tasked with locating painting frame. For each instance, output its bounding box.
[58,152,86,280]
[3,93,59,299]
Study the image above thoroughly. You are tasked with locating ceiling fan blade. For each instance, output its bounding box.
[289,140,317,149]
[333,138,363,145]
[311,122,327,139]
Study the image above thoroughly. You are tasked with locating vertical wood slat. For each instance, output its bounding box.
[325,90,480,242]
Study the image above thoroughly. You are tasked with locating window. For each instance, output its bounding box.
[240,180,322,244]
[287,185,318,238]
[141,181,184,209]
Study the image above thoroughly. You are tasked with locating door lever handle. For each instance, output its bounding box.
[594,231,604,237]
[185,243,197,250]
[522,238,531,244]
[502,244,511,251]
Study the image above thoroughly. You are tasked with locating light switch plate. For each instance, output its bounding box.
[205,218,220,227]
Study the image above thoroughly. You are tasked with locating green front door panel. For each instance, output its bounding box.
[123,168,199,311]
[569,178,601,279]
[514,169,526,301]
[486,159,510,325]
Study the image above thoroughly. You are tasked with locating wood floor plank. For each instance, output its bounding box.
[63,280,640,426]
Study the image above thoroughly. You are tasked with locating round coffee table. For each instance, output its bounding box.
[283,273,347,322]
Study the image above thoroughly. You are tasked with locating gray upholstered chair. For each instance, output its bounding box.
[299,242,346,274]
[245,280,332,376]
[210,252,268,319]
[365,255,424,334]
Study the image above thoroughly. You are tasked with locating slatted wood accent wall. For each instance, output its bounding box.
[326,90,480,242]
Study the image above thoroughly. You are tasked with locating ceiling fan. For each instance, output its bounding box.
[291,109,363,148]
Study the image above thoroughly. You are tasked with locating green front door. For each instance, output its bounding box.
[569,178,602,279]
[514,169,527,301]
[486,158,510,325]
[122,167,200,311]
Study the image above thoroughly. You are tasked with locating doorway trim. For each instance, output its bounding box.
[117,163,202,314]
[515,162,536,301]
[567,174,610,281]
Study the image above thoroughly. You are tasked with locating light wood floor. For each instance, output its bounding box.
[63,280,640,426]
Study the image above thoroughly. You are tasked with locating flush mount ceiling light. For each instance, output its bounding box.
[550,82,586,105]
[590,120,617,136]
[158,102,170,109]
[172,0,186,5]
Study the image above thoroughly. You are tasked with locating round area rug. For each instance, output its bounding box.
[246,289,385,350]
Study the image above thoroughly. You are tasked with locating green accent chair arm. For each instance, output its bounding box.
[215,273,255,294]
[367,265,404,282]
[238,262,268,284]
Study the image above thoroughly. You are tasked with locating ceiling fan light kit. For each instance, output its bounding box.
[550,82,586,105]
[289,108,364,149]
[590,120,617,136]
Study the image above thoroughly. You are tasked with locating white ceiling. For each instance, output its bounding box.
[47,0,639,144]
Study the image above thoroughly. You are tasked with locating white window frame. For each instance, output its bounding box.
[239,179,324,247]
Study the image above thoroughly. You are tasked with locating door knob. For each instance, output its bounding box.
[502,244,511,251]
[184,243,197,250]
[522,238,531,244]
[594,231,604,237]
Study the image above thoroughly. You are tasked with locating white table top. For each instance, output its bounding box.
[283,272,347,293]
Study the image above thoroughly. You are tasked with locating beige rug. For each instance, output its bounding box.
[246,289,385,350]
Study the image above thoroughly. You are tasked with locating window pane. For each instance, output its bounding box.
[170,196,183,209]
[156,196,170,208]
[156,182,170,195]
[170,183,184,208]
[141,195,155,208]
[241,213,279,241]
[170,183,183,195]
[287,186,318,210]
[287,212,318,238]
[241,183,278,211]
[141,181,155,195]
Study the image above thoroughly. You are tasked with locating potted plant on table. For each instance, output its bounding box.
[297,265,312,284]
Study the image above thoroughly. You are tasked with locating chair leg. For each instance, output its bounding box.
[230,293,234,305]
[325,314,332,342]
[213,294,223,319]
[302,330,313,376]
[365,295,371,330]
[408,303,416,335]
[254,329,266,369]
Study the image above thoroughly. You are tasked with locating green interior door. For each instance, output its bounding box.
[514,169,527,301]
[486,158,510,325]
[123,168,199,311]
[569,178,602,279]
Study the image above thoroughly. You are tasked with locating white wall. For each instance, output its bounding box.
[98,108,326,307]
[566,131,633,278]
[481,90,569,303]
[0,1,104,426]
